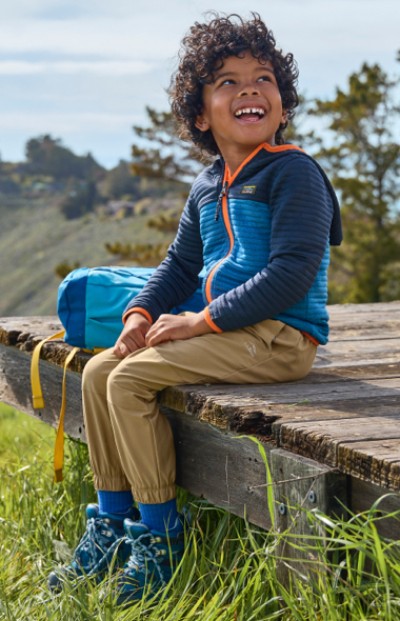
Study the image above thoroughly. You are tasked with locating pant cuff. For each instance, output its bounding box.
[134,484,176,504]
[94,474,131,491]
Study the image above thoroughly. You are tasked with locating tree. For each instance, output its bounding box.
[55,260,80,280]
[60,180,97,220]
[25,135,104,180]
[101,160,140,200]
[105,241,170,267]
[131,107,209,183]
[309,62,400,303]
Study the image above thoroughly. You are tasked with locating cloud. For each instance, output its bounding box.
[0,59,154,76]
[1,0,106,20]
[0,17,180,61]
[0,111,139,132]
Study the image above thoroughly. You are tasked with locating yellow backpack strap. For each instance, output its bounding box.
[30,330,66,409]
[54,345,80,482]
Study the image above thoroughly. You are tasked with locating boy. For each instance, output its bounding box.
[49,12,341,605]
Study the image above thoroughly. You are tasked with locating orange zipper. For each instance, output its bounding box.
[204,143,304,304]
[204,145,264,303]
[205,170,233,303]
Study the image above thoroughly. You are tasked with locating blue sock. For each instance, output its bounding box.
[97,490,134,517]
[138,498,182,535]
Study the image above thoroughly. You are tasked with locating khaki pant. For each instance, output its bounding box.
[82,318,316,504]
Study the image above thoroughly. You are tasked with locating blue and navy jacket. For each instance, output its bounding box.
[124,143,342,344]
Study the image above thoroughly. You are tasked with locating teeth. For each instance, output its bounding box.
[235,107,265,117]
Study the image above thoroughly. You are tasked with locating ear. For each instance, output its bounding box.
[195,114,210,132]
[281,110,288,124]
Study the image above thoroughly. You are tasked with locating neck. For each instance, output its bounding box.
[223,143,267,181]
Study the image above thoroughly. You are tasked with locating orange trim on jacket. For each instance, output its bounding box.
[123,307,153,325]
[204,307,223,333]
[301,331,320,346]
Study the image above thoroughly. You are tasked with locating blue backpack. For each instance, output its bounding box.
[57,265,205,350]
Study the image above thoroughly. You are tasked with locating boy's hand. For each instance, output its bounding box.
[145,312,212,347]
[113,313,151,358]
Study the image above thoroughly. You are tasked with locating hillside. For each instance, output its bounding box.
[0,196,175,316]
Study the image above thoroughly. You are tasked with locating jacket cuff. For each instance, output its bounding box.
[204,307,223,333]
[123,307,153,325]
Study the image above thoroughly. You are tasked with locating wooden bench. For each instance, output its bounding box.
[1,303,400,547]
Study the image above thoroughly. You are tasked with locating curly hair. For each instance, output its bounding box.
[169,13,299,156]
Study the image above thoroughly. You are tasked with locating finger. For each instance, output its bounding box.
[113,340,127,358]
[114,337,138,358]
[145,329,166,347]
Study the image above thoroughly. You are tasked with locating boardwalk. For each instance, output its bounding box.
[0,302,399,541]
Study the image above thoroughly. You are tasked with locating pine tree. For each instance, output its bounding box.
[309,61,400,302]
[131,106,209,182]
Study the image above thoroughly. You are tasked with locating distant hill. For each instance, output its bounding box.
[0,196,177,316]
[0,134,190,316]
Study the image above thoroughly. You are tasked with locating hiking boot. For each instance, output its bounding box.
[48,503,139,592]
[115,518,185,606]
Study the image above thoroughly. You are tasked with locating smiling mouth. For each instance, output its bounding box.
[234,107,265,119]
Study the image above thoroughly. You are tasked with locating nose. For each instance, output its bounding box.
[238,81,260,97]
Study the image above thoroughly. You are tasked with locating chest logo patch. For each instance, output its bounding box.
[240,185,257,195]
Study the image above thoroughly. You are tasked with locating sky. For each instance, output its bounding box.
[1,0,399,169]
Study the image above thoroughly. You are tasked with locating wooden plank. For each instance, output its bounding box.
[270,449,347,583]
[164,377,400,426]
[315,339,400,367]
[1,314,399,376]
[0,316,91,373]
[0,343,85,440]
[172,422,348,533]
[2,306,400,347]
[0,316,61,346]
[266,398,400,431]
[278,417,400,484]
[163,384,400,453]
[328,301,400,339]
[349,478,400,539]
[329,301,400,316]
[308,365,400,381]
[338,440,400,489]
[168,410,278,528]
[329,323,400,341]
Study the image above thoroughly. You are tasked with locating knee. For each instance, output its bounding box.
[82,354,109,394]
[106,360,154,407]
[107,365,133,405]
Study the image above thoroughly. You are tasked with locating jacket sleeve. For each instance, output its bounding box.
[123,190,204,322]
[206,157,334,331]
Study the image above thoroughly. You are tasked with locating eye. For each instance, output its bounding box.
[218,78,235,87]
[257,75,272,83]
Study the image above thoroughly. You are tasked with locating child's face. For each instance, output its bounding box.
[195,51,286,171]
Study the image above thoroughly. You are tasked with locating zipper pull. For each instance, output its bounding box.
[215,181,228,221]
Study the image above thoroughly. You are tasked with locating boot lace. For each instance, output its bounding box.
[124,533,167,586]
[73,516,120,572]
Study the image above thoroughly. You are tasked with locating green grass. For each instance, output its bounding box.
[1,403,400,620]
